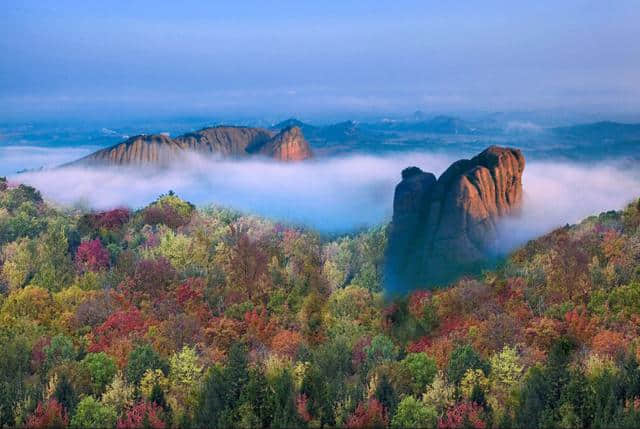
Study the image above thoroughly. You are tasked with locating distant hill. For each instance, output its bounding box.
[552,121,640,141]
[66,125,313,166]
[271,118,373,147]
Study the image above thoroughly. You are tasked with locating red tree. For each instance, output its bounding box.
[117,402,165,429]
[346,398,387,428]
[89,308,147,353]
[75,239,110,273]
[438,402,486,429]
[26,399,68,428]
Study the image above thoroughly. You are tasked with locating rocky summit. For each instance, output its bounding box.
[68,125,313,166]
[386,146,525,289]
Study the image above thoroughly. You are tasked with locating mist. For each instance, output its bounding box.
[8,150,640,247]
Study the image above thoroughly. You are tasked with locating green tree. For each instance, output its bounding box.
[391,395,437,429]
[82,352,117,395]
[125,344,168,386]
[53,373,78,415]
[0,335,30,427]
[447,344,489,386]
[70,396,117,429]
[402,352,438,394]
[1,238,36,290]
[32,222,73,292]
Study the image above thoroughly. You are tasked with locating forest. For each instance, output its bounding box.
[1,175,640,428]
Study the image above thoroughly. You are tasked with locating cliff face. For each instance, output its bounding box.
[386,146,525,290]
[247,126,313,161]
[70,126,312,166]
[174,126,274,157]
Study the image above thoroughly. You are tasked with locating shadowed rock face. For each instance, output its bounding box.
[69,126,312,166]
[386,146,525,290]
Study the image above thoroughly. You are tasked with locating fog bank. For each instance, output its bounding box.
[9,150,640,243]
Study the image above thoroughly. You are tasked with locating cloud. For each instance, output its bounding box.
[8,149,640,244]
[0,145,96,176]
[11,151,457,233]
[497,160,640,251]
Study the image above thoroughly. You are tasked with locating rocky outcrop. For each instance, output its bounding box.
[174,126,274,158]
[247,126,313,161]
[386,146,525,290]
[68,126,312,166]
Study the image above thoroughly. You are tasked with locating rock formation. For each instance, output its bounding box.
[247,126,313,161]
[68,126,312,166]
[386,146,525,290]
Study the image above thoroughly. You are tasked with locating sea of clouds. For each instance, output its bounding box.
[4,147,640,247]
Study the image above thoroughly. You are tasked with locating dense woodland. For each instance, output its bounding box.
[1,174,640,428]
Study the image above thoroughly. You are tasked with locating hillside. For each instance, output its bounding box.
[1,177,640,428]
[68,125,313,166]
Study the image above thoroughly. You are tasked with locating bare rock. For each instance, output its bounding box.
[68,125,312,166]
[386,146,525,289]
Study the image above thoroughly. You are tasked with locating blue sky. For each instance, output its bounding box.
[2,1,639,119]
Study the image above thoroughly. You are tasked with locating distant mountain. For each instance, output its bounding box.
[370,115,479,134]
[66,125,313,166]
[272,118,368,144]
[552,121,640,141]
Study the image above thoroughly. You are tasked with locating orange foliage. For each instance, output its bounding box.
[592,330,628,357]
[422,336,455,370]
[564,307,598,344]
[244,308,277,345]
[204,316,244,350]
[271,329,303,358]
[525,317,562,350]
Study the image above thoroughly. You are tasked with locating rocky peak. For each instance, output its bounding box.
[386,146,525,290]
[66,125,312,167]
[248,126,313,161]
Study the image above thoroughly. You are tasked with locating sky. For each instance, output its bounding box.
[1,1,640,119]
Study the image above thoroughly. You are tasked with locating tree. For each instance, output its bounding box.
[26,399,68,428]
[0,335,30,427]
[365,334,398,370]
[117,401,165,429]
[167,346,203,416]
[75,239,110,273]
[32,222,73,292]
[195,365,227,427]
[374,373,398,417]
[82,352,117,395]
[347,398,387,428]
[71,396,117,428]
[269,369,303,429]
[125,345,168,386]
[438,401,486,429]
[447,344,489,386]
[391,396,437,429]
[53,373,78,416]
[44,334,76,371]
[271,329,303,359]
[101,373,135,416]
[488,346,523,416]
[1,237,36,290]
[402,352,438,394]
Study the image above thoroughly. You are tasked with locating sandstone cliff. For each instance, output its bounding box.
[247,126,313,161]
[69,126,312,166]
[386,146,525,289]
